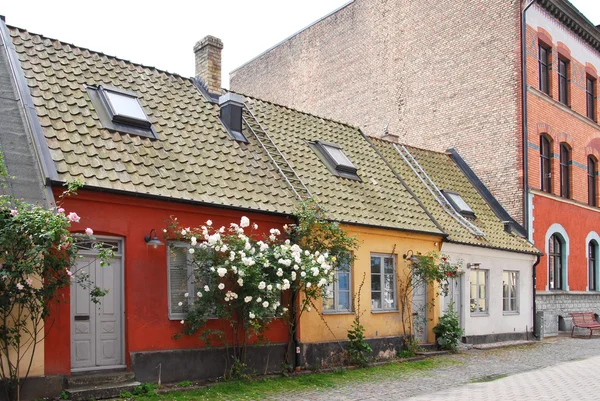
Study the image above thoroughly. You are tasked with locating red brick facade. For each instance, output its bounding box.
[525,10,600,296]
[230,0,525,223]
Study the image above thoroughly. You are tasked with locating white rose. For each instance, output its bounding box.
[180,320,185,324]
[240,216,250,228]
[306,282,312,288]
[218,283,225,290]
[189,248,195,254]
[267,284,273,291]
[263,301,269,308]
[244,296,252,303]
[249,312,255,319]
[184,292,189,298]
[258,281,266,290]
[178,301,183,306]
[206,220,212,226]
[256,297,262,303]
[204,285,210,291]
[237,278,244,286]
[217,267,227,277]
[196,292,202,297]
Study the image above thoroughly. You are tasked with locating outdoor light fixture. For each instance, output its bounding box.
[144,229,164,249]
[403,250,419,262]
[467,263,481,270]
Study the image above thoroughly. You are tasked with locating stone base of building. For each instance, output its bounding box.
[0,375,65,401]
[300,335,408,368]
[462,331,531,345]
[131,342,288,384]
[535,292,600,338]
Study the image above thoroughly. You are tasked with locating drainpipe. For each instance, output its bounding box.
[521,0,536,236]
[532,254,541,339]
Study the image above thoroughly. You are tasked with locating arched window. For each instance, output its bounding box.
[560,144,571,198]
[549,234,564,290]
[540,135,552,193]
[590,241,598,291]
[589,156,597,206]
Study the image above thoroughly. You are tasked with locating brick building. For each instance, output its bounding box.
[231,0,525,223]
[231,0,600,335]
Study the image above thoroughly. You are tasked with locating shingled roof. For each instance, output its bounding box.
[243,96,443,234]
[5,26,297,215]
[3,25,443,235]
[372,138,540,255]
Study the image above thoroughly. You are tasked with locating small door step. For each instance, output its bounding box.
[66,371,139,400]
[65,381,141,401]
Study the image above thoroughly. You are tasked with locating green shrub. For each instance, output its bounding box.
[432,302,463,352]
[347,318,372,367]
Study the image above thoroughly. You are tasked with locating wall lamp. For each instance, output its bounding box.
[467,263,481,270]
[144,229,165,249]
[403,250,419,262]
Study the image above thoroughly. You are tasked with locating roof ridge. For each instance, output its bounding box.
[7,25,194,83]
[229,89,362,131]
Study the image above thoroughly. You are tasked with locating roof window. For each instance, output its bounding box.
[312,141,360,180]
[442,190,475,217]
[86,85,157,139]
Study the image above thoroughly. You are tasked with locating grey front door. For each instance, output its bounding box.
[71,238,123,371]
[412,279,428,343]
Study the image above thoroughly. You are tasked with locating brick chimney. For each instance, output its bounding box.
[194,35,223,94]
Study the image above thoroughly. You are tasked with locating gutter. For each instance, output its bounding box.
[532,253,541,339]
[522,0,536,237]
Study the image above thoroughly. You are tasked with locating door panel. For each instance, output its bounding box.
[412,279,428,343]
[71,245,123,370]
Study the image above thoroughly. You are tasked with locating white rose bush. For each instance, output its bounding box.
[167,201,358,375]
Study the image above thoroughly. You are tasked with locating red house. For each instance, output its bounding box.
[0,21,297,398]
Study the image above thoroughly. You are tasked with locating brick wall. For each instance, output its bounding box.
[231,0,524,223]
[526,24,600,206]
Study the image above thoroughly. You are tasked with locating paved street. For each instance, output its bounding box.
[267,335,600,400]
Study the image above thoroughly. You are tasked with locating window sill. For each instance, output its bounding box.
[371,309,399,314]
[503,311,520,316]
[323,311,355,316]
[470,313,489,317]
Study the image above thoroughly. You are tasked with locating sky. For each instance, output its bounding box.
[1,1,599,89]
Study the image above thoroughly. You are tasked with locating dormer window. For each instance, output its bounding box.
[312,141,359,180]
[86,85,157,139]
[442,190,475,217]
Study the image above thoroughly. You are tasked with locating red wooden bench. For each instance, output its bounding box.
[570,312,600,338]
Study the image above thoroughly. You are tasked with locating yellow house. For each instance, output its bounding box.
[245,96,446,365]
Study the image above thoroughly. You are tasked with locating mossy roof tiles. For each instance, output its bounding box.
[243,97,442,234]
[8,26,297,215]
[372,139,539,254]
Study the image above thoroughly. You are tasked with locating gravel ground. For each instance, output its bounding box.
[264,335,600,400]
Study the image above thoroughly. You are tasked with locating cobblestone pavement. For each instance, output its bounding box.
[267,335,600,400]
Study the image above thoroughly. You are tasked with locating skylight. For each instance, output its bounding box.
[322,143,357,173]
[86,85,157,139]
[443,190,475,217]
[311,141,359,180]
[99,86,151,129]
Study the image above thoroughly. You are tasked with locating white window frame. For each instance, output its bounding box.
[167,242,194,320]
[470,269,488,315]
[502,271,519,314]
[370,254,397,311]
[323,255,352,313]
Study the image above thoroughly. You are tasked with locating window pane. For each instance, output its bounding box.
[384,257,394,274]
[371,274,381,291]
[338,292,350,310]
[383,289,395,309]
[446,192,474,213]
[169,246,188,316]
[105,90,149,121]
[384,274,394,291]
[323,283,334,311]
[503,298,509,311]
[371,257,381,273]
[323,144,356,168]
[510,298,517,311]
[371,292,381,310]
[338,272,349,291]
